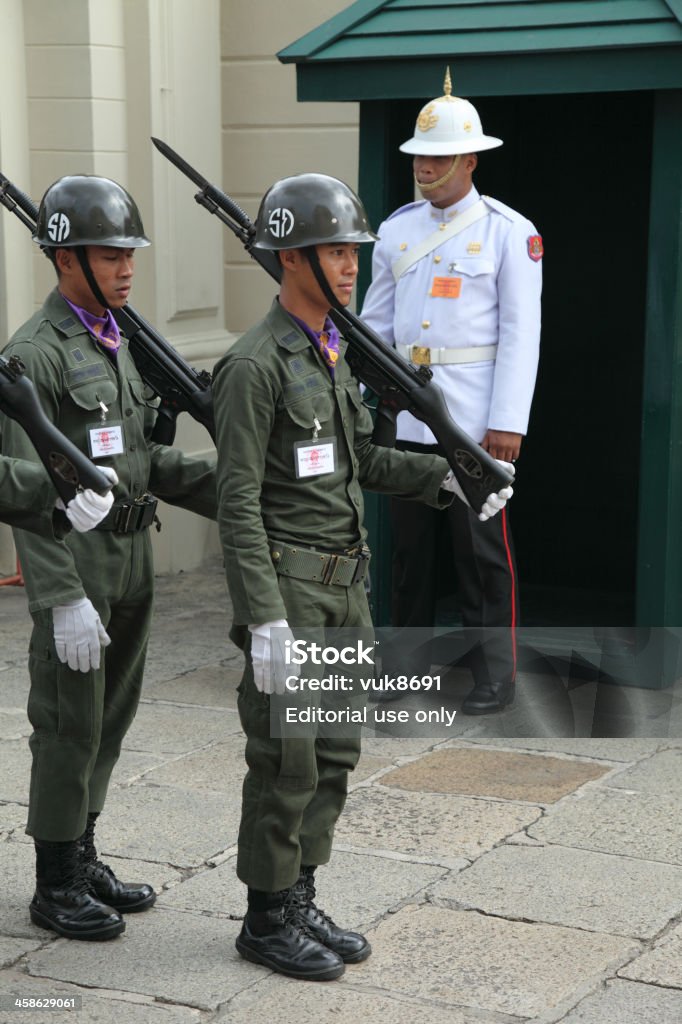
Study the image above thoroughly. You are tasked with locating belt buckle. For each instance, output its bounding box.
[411,346,431,366]
[321,553,340,586]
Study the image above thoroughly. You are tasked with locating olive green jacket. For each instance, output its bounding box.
[0,455,64,536]
[0,289,217,611]
[213,298,452,625]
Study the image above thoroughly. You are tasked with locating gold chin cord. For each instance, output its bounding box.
[415,154,461,194]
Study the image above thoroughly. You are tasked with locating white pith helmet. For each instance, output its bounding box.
[400,67,503,156]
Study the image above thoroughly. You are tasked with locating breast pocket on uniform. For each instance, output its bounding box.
[448,256,495,280]
[64,374,118,413]
[281,373,333,432]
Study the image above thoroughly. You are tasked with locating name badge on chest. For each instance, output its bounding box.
[87,421,125,458]
[431,276,462,298]
[294,438,337,479]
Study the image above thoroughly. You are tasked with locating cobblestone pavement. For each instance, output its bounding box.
[1,558,681,1023]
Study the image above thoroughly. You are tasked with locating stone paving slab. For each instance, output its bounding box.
[619,921,682,988]
[354,904,636,1018]
[0,710,30,741]
[215,975,515,1024]
[458,737,664,761]
[0,739,32,803]
[141,608,234,684]
[380,748,610,803]
[433,843,682,938]
[0,804,29,837]
[95,785,237,868]
[528,787,682,864]
[0,839,54,940]
[138,741,244,794]
[0,969,203,1023]
[123,703,241,756]
[0,936,43,968]
[560,977,682,1023]
[160,849,447,930]
[334,785,541,864]
[600,747,682,798]
[0,665,32,710]
[25,910,245,1012]
[110,750,168,786]
[359,736,446,759]
[142,662,242,709]
[350,753,394,784]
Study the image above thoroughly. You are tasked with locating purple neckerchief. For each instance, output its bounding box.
[61,294,121,355]
[288,310,340,379]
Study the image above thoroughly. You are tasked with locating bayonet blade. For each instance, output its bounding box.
[151,137,209,191]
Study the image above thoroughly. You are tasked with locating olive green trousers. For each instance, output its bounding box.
[235,574,372,892]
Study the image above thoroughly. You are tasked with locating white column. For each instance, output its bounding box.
[123,0,227,571]
[0,0,33,574]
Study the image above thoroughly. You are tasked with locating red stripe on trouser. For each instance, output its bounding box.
[500,507,517,679]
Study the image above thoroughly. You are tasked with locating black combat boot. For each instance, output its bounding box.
[461,680,515,715]
[235,888,345,981]
[79,812,156,913]
[31,838,125,940]
[292,865,371,963]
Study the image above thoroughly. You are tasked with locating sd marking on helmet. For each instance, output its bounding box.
[47,212,70,243]
[268,208,294,239]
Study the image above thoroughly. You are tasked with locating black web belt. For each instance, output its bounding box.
[96,493,160,533]
[270,542,370,587]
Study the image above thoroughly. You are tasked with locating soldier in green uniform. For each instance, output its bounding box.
[0,175,216,942]
[0,454,116,535]
[213,174,512,981]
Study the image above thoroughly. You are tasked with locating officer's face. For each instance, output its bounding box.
[315,244,360,306]
[56,245,135,314]
[413,153,477,209]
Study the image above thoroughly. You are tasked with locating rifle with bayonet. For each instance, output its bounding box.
[0,172,215,446]
[150,137,512,512]
[0,353,111,503]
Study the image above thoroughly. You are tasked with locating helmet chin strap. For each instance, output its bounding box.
[303,246,341,312]
[415,154,461,195]
[75,246,110,312]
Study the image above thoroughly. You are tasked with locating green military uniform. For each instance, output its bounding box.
[0,455,63,535]
[213,298,451,892]
[0,288,216,842]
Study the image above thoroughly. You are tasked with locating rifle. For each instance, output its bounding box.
[150,138,513,512]
[0,353,111,503]
[0,173,215,446]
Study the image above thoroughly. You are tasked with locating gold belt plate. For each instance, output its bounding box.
[411,346,431,365]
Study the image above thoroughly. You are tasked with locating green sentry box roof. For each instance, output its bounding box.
[278,0,682,99]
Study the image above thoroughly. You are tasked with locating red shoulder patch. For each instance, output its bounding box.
[527,235,544,262]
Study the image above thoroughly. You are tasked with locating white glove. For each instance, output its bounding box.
[58,467,118,532]
[53,598,111,673]
[248,619,299,695]
[441,461,515,522]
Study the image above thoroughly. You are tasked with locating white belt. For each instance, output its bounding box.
[397,343,498,366]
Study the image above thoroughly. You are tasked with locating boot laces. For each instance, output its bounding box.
[299,874,334,928]
[58,847,92,898]
[281,887,318,941]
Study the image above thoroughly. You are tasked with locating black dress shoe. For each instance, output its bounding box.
[461,681,515,715]
[31,840,124,941]
[294,866,371,963]
[236,903,345,981]
[79,813,156,913]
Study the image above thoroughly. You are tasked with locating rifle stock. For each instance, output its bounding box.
[150,137,512,512]
[0,171,215,446]
[0,354,111,503]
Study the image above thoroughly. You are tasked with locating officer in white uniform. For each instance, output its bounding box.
[361,69,542,713]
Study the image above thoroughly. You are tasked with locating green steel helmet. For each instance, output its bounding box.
[33,175,151,248]
[253,173,378,250]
